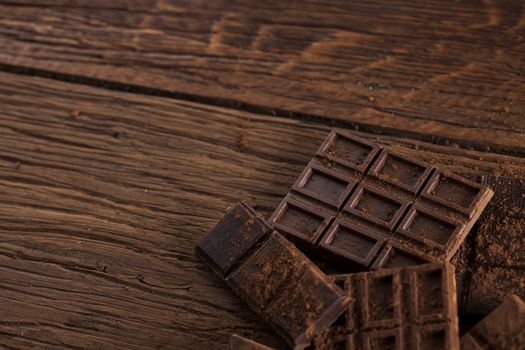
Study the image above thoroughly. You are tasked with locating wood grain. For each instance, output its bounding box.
[0,71,524,349]
[0,0,524,154]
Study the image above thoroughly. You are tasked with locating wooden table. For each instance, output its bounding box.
[0,1,523,349]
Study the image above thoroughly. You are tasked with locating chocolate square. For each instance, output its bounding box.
[421,171,488,216]
[412,324,453,350]
[195,202,272,278]
[270,195,334,244]
[361,270,402,329]
[292,161,357,209]
[394,205,466,259]
[409,264,455,323]
[316,130,380,173]
[362,328,403,350]
[368,150,433,194]
[319,219,385,267]
[342,184,409,230]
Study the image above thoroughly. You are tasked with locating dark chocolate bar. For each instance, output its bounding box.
[269,129,493,271]
[461,295,525,349]
[195,203,351,349]
[311,262,460,349]
[456,175,525,315]
[230,334,273,350]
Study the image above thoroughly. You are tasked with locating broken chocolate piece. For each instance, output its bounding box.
[230,334,273,350]
[457,175,525,315]
[311,262,459,349]
[196,203,351,349]
[269,129,493,271]
[461,295,525,349]
[195,202,272,278]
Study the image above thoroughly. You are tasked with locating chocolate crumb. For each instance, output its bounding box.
[239,132,250,151]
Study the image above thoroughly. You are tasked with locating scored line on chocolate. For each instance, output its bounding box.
[196,203,352,349]
[195,203,324,311]
[311,263,460,350]
[195,202,274,279]
[269,129,494,271]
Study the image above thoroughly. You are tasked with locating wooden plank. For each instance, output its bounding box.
[0,1,524,154]
[0,71,524,349]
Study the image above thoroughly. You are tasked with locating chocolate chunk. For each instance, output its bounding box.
[269,129,493,271]
[230,334,273,350]
[457,174,525,315]
[311,263,460,349]
[196,203,352,349]
[195,202,272,278]
[461,295,525,349]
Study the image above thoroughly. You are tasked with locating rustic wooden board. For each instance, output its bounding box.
[0,1,524,154]
[0,71,524,349]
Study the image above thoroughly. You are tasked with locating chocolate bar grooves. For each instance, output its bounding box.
[309,157,377,245]
[225,233,273,280]
[387,166,436,254]
[195,129,500,349]
[314,263,460,349]
[222,204,275,278]
[363,146,384,175]
[390,202,414,236]
[313,216,336,245]
[415,168,437,197]
[270,129,494,271]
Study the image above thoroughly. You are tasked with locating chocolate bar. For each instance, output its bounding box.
[311,262,459,349]
[269,129,493,271]
[461,295,525,349]
[195,203,352,349]
[230,334,273,350]
[456,175,525,315]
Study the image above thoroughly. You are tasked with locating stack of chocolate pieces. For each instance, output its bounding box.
[196,130,524,349]
[195,202,351,348]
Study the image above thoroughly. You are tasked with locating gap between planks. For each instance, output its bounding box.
[0,62,523,159]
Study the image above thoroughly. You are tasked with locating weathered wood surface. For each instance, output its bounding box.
[0,71,524,349]
[0,1,524,154]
